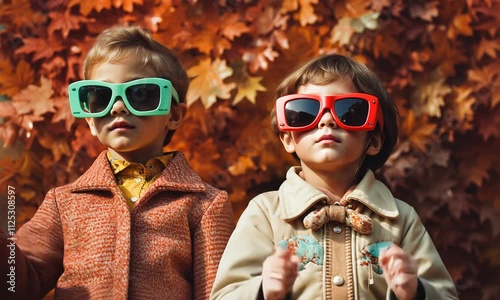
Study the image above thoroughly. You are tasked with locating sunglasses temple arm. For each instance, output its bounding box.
[172,88,180,103]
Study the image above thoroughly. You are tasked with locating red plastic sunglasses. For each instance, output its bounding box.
[275,93,384,132]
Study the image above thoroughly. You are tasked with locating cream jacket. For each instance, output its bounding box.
[211,167,458,299]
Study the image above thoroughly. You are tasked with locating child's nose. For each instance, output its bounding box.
[318,110,337,129]
[110,97,130,116]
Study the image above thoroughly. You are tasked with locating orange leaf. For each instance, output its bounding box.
[69,0,112,16]
[228,155,257,176]
[447,13,473,39]
[242,44,280,73]
[186,58,236,108]
[476,37,500,60]
[400,110,437,152]
[373,33,403,59]
[113,0,144,13]
[220,14,250,41]
[15,37,65,62]
[12,77,55,116]
[0,0,47,28]
[297,0,319,26]
[233,76,267,105]
[47,11,89,38]
[0,59,34,97]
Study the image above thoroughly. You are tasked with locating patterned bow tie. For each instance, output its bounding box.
[303,198,373,235]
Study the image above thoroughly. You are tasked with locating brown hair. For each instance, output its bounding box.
[271,54,399,171]
[83,25,189,146]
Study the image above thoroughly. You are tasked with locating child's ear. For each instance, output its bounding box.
[280,132,296,154]
[85,118,98,136]
[166,103,187,130]
[366,131,383,156]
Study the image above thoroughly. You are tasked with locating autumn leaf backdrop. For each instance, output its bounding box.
[0,0,499,298]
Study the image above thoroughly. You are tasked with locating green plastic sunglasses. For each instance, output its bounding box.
[68,78,179,118]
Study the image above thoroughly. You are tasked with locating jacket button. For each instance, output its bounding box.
[333,275,344,286]
[333,225,342,234]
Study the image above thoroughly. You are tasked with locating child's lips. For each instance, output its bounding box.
[109,121,135,131]
[317,134,340,143]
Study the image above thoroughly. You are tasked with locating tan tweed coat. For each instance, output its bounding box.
[0,151,235,300]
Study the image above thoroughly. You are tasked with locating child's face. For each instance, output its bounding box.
[85,56,186,163]
[280,78,381,174]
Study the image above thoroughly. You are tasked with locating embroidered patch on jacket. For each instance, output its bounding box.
[357,241,393,274]
[277,235,323,271]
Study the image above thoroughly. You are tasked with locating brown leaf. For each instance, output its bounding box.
[408,1,439,21]
[0,59,34,97]
[411,77,452,118]
[478,106,500,140]
[12,77,55,116]
[186,58,236,108]
[476,37,500,60]
[52,96,76,132]
[400,110,437,152]
[0,0,47,28]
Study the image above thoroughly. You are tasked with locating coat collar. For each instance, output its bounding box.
[69,151,207,194]
[279,167,399,221]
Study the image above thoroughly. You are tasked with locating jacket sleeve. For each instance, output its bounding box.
[0,188,64,300]
[193,190,235,300]
[394,204,458,300]
[210,197,275,300]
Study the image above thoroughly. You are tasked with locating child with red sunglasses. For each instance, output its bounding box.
[211,54,458,300]
[0,26,235,299]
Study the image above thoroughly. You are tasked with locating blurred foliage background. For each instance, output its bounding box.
[0,0,499,299]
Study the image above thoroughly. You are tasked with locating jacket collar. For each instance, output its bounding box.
[70,151,207,194]
[279,167,399,221]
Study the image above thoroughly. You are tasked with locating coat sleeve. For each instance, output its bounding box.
[210,197,276,300]
[394,204,458,300]
[193,190,235,300]
[0,188,64,300]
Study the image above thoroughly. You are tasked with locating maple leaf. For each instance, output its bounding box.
[68,0,112,16]
[373,33,403,58]
[330,17,355,46]
[297,0,319,26]
[447,13,473,39]
[186,58,236,108]
[408,1,439,21]
[400,110,437,152]
[478,106,500,140]
[352,11,380,33]
[12,77,55,116]
[0,0,47,28]
[52,96,75,131]
[220,14,250,41]
[113,0,144,13]
[47,11,89,38]
[476,37,500,59]
[15,37,65,62]
[242,42,280,73]
[233,76,267,105]
[0,59,34,97]
[411,77,452,118]
[449,87,475,129]
[228,154,257,176]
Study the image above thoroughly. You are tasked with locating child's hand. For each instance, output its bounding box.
[380,244,418,300]
[262,246,299,300]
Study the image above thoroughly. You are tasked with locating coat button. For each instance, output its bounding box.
[333,225,342,234]
[130,197,138,202]
[333,275,344,286]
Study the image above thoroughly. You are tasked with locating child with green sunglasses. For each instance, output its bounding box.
[211,54,458,300]
[0,25,234,300]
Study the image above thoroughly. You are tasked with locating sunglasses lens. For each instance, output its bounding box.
[79,86,112,113]
[125,84,161,111]
[334,98,369,127]
[285,99,320,127]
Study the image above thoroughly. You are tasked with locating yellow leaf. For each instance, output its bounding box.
[186,58,236,108]
[233,76,267,105]
[411,77,452,118]
[352,12,380,33]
